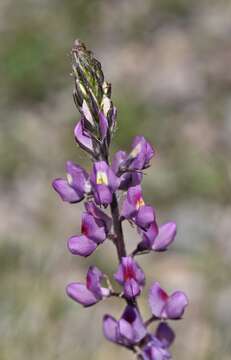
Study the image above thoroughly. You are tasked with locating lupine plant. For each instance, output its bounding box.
[52,40,188,359]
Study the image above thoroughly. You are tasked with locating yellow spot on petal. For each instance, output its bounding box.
[96,171,108,185]
[130,143,141,158]
[136,197,145,209]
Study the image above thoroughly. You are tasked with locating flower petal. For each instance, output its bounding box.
[155,322,175,348]
[66,282,98,307]
[152,222,176,251]
[121,306,147,343]
[107,167,120,191]
[67,235,97,257]
[148,282,168,318]
[103,315,119,343]
[118,318,134,342]
[111,150,127,174]
[140,222,159,250]
[165,291,188,319]
[136,205,155,229]
[121,197,136,219]
[119,171,143,191]
[52,178,83,203]
[86,266,104,299]
[114,263,124,284]
[85,201,112,234]
[66,161,89,195]
[131,136,155,170]
[93,184,112,205]
[124,279,141,299]
[82,213,106,244]
[74,119,94,153]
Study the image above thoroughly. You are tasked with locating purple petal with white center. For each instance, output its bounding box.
[152,222,176,251]
[131,136,155,170]
[99,111,108,139]
[148,282,169,318]
[91,161,109,182]
[67,235,97,257]
[66,282,98,307]
[74,119,94,153]
[155,322,175,349]
[103,315,118,343]
[130,136,146,168]
[91,161,118,205]
[66,161,89,195]
[165,291,188,319]
[111,150,127,174]
[82,213,106,244]
[136,205,155,229]
[52,178,83,203]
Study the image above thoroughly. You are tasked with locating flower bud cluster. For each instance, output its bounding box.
[52,40,188,359]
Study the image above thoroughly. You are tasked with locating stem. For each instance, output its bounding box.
[110,193,126,260]
[144,315,158,327]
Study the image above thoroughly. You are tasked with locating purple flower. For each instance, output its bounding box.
[66,266,110,307]
[52,161,90,203]
[148,282,188,320]
[112,150,143,190]
[128,136,155,170]
[53,41,189,359]
[103,305,147,346]
[90,161,120,205]
[140,338,171,360]
[85,201,112,234]
[68,202,111,256]
[139,222,177,252]
[121,185,155,229]
[114,256,145,299]
[74,118,94,155]
[139,323,174,360]
[155,322,175,349]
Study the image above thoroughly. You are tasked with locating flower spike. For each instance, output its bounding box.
[52,39,188,360]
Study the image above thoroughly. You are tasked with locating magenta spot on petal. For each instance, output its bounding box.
[81,223,88,236]
[86,273,92,289]
[124,264,135,281]
[158,288,169,301]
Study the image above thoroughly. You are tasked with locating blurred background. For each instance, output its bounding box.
[1,0,231,359]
